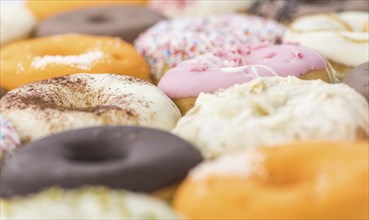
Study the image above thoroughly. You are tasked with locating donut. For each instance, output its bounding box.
[135,13,285,81]
[0,126,203,200]
[0,34,149,90]
[149,0,255,18]
[0,116,21,161]
[34,5,165,44]
[343,62,369,102]
[0,4,36,46]
[284,11,369,78]
[1,187,181,219]
[0,74,181,143]
[158,42,337,114]
[249,0,369,22]
[174,141,369,219]
[26,0,148,21]
[173,76,369,158]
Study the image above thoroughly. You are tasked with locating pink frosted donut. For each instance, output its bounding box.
[158,43,336,99]
[0,115,21,160]
[135,13,285,81]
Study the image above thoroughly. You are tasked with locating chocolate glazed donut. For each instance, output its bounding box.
[34,5,165,43]
[0,126,203,198]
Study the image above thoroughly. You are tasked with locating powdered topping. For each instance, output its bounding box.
[0,74,180,142]
[190,150,265,180]
[173,77,369,158]
[158,43,332,98]
[31,51,104,70]
[135,13,285,80]
[0,115,21,160]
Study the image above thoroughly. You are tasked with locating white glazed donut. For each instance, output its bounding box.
[149,0,255,18]
[0,74,181,143]
[172,76,369,158]
[0,4,36,46]
[284,11,369,76]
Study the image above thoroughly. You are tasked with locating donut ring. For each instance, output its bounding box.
[284,11,369,77]
[0,34,149,90]
[1,187,181,219]
[0,126,203,199]
[135,13,285,81]
[34,5,165,44]
[158,43,336,114]
[0,74,181,143]
[26,0,148,20]
[173,77,369,158]
[174,141,369,219]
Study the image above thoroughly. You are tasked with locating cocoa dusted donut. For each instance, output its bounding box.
[0,126,203,199]
[34,5,165,43]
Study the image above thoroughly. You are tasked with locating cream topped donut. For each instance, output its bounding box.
[0,4,36,46]
[173,77,369,158]
[135,13,285,81]
[284,11,369,78]
[149,0,255,18]
[158,43,336,114]
[0,74,180,143]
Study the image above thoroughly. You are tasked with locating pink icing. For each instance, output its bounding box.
[158,43,329,98]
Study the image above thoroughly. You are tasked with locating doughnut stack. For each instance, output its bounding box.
[0,0,368,219]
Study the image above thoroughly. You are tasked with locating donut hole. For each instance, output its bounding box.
[87,15,110,24]
[65,140,125,164]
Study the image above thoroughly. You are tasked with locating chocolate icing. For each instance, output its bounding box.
[249,0,369,22]
[0,126,203,198]
[34,5,165,43]
[343,62,369,102]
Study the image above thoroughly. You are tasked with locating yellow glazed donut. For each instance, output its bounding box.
[27,0,148,21]
[284,11,369,78]
[0,34,149,90]
[174,141,369,219]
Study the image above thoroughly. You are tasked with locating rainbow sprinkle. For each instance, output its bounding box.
[135,13,285,80]
[1,115,21,160]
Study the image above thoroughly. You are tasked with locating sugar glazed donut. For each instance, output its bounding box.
[158,43,336,114]
[174,141,369,219]
[1,187,180,219]
[0,4,36,46]
[0,116,21,161]
[26,0,148,20]
[173,77,369,158]
[284,11,369,78]
[0,126,202,200]
[135,13,285,81]
[343,62,369,102]
[0,74,181,143]
[0,34,149,90]
[34,5,165,44]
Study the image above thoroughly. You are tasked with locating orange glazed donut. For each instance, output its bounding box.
[174,141,369,219]
[0,34,149,90]
[27,0,148,20]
